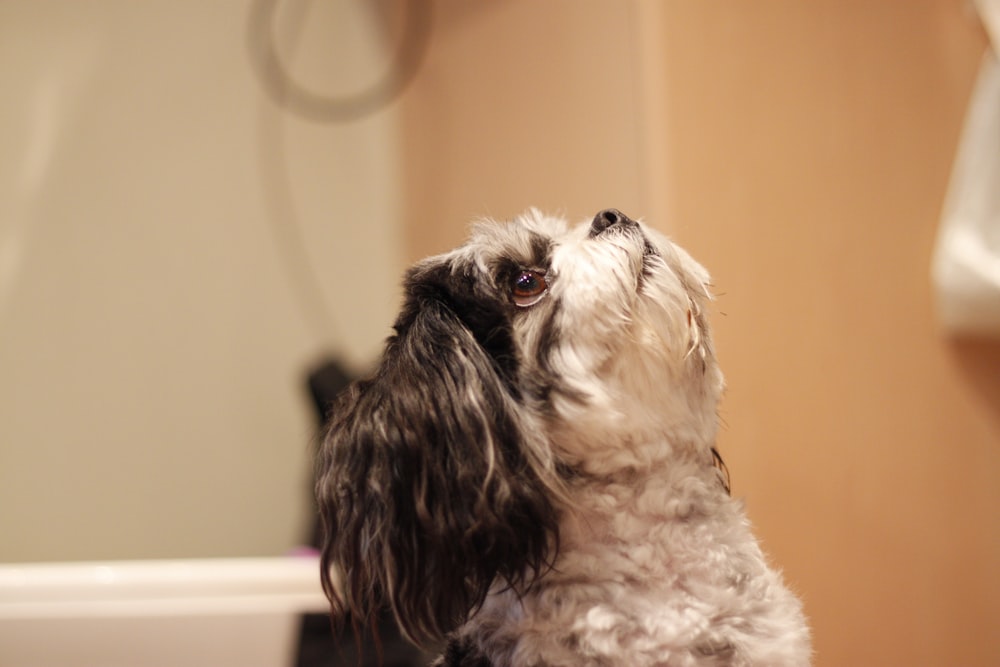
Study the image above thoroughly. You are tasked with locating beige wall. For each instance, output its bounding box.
[0,1,402,561]
[656,3,1000,666]
[398,0,651,261]
[401,1,1000,666]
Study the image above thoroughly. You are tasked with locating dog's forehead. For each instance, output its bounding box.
[462,211,571,268]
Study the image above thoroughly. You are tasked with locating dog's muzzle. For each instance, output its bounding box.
[589,208,638,237]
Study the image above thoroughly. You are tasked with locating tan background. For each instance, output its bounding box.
[0,0,403,561]
[399,2,1000,666]
[2,1,997,664]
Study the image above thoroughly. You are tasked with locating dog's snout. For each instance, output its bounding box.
[590,209,636,237]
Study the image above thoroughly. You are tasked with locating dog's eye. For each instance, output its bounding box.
[511,270,548,307]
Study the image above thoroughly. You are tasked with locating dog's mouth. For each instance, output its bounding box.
[642,238,660,259]
[589,210,662,295]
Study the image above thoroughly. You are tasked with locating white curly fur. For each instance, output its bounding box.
[319,209,811,667]
[440,210,811,666]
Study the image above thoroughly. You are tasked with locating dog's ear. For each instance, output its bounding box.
[317,265,558,645]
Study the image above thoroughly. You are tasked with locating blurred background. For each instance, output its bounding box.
[1,1,998,666]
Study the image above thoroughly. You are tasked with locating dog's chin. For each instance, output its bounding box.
[533,229,722,470]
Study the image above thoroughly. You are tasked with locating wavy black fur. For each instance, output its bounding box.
[316,258,559,646]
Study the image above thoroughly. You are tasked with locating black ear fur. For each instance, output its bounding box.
[316,278,558,645]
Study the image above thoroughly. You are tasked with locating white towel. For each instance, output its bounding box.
[932,0,1000,336]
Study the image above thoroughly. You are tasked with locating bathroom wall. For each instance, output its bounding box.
[395,0,653,261]
[6,1,997,663]
[399,1,1000,666]
[654,3,1000,665]
[0,1,403,561]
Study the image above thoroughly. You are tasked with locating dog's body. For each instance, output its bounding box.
[317,210,811,666]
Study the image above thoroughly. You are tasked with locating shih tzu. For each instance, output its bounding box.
[316,209,811,666]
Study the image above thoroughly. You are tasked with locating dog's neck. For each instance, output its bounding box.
[557,445,728,555]
[548,405,721,482]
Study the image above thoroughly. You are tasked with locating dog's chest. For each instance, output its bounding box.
[465,573,731,667]
[454,484,785,666]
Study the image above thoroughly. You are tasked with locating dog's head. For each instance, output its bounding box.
[316,209,724,643]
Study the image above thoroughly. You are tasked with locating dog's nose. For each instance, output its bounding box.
[590,208,637,237]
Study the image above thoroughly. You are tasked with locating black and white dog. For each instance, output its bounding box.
[316,209,811,666]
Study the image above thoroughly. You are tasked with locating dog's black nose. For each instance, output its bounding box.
[590,208,636,237]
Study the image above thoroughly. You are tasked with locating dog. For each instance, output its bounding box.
[316,209,811,666]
